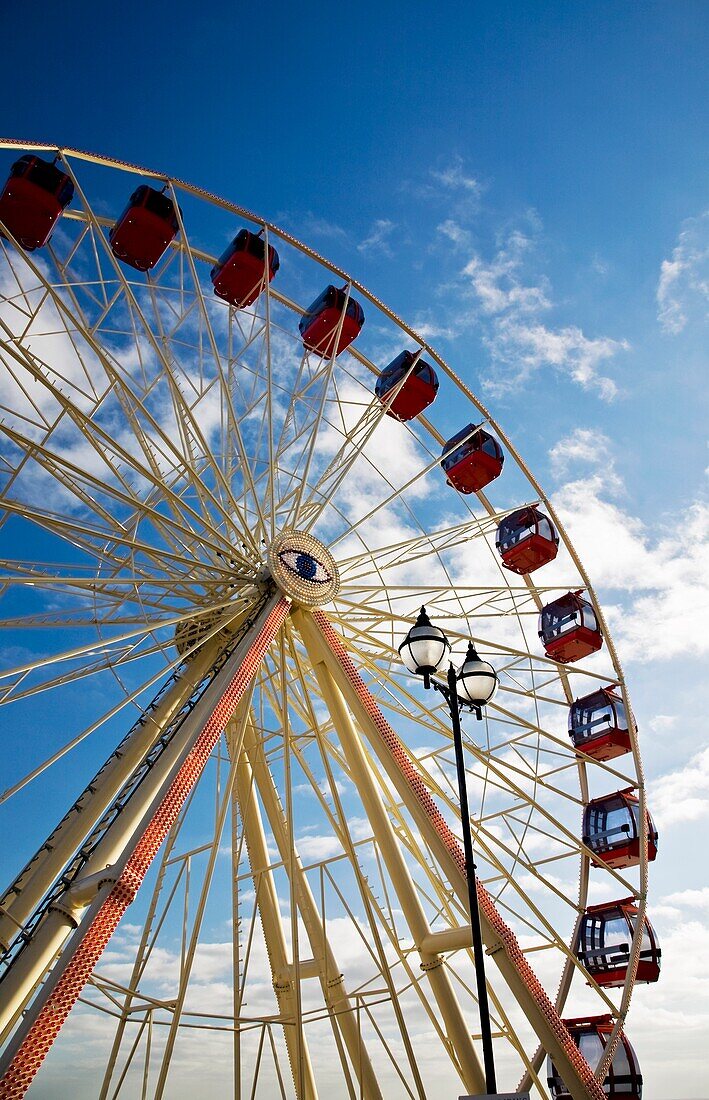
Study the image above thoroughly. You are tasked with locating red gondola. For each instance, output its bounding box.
[495,505,559,574]
[569,686,633,760]
[109,185,179,271]
[548,1016,642,1099]
[440,425,504,494]
[583,789,658,869]
[0,155,74,251]
[375,351,439,421]
[299,285,364,355]
[538,590,602,663]
[211,229,280,308]
[578,899,661,987]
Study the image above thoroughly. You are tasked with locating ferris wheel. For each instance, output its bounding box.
[0,141,658,1100]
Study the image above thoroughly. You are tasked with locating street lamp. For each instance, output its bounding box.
[456,640,499,718]
[399,607,503,1098]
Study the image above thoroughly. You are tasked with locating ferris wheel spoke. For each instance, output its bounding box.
[261,229,277,539]
[9,572,247,600]
[164,185,270,548]
[325,421,499,553]
[0,591,262,811]
[348,607,608,687]
[238,703,387,1100]
[0,416,239,570]
[281,623,488,1095]
[0,322,75,435]
[0,563,234,602]
[466,828,620,1017]
[0,632,173,709]
[221,797,313,1097]
[289,632,492,1091]
[0,589,242,639]
[482,699,638,786]
[136,281,262,557]
[300,611,630,1095]
[307,620,610,890]
[295,350,441,536]
[336,513,503,582]
[58,354,251,564]
[290,629,571,998]
[2,244,109,412]
[146,750,240,1100]
[268,345,340,528]
[0,498,235,588]
[283,356,342,530]
[333,585,565,627]
[0,589,255,709]
[5,219,256,572]
[0,604,168,631]
[259,650,445,1088]
[326,447,443,551]
[36,263,116,406]
[286,366,377,533]
[269,339,325,465]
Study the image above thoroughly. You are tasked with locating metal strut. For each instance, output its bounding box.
[0,599,268,984]
[0,596,271,1041]
[0,593,290,1099]
[294,608,486,1096]
[306,608,607,1100]
[0,601,260,959]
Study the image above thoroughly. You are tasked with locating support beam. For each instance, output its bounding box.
[97,786,196,1100]
[0,594,289,1097]
[302,608,607,1100]
[0,636,228,952]
[295,608,486,1096]
[241,713,382,1100]
[151,725,247,1100]
[228,714,318,1100]
[419,927,473,955]
[0,626,254,1045]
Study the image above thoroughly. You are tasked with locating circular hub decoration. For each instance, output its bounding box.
[267,529,340,607]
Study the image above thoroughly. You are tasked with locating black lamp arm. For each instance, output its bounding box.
[426,667,483,720]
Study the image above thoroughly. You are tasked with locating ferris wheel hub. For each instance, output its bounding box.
[267,529,340,607]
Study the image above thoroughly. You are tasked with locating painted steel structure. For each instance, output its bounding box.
[0,142,653,1099]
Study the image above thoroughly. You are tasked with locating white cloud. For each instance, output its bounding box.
[431,159,482,195]
[311,371,435,539]
[647,714,678,734]
[462,228,550,315]
[626,918,709,1098]
[549,429,709,661]
[295,832,344,861]
[591,254,609,276]
[657,210,709,333]
[649,745,709,826]
[357,219,396,255]
[296,212,348,240]
[491,317,623,400]
[460,224,626,399]
[437,219,471,248]
[662,886,709,911]
[549,428,616,478]
[410,315,462,341]
[296,776,348,799]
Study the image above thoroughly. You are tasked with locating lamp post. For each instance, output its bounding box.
[399,607,500,1097]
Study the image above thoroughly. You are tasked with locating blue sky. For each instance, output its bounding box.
[1,2,708,1097]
